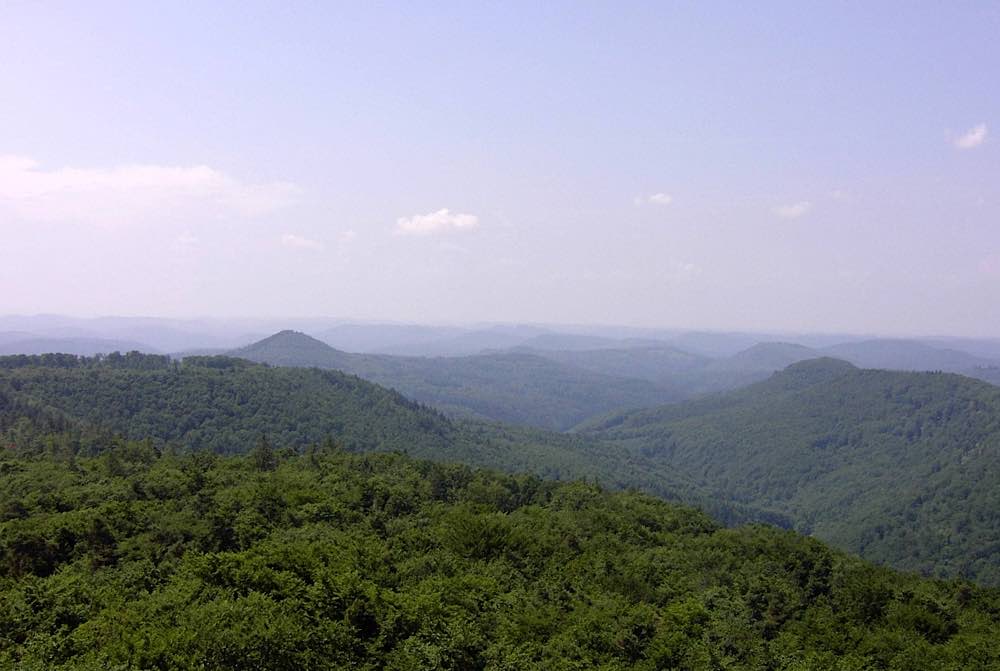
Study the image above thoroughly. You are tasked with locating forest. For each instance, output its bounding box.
[2,429,1000,669]
[0,352,784,530]
[4,352,1000,587]
[585,359,1000,585]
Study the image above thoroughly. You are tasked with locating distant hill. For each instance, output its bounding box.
[527,339,1000,404]
[527,342,831,400]
[315,323,680,356]
[659,331,770,357]
[371,325,548,357]
[0,315,264,352]
[0,331,37,345]
[190,332,1000,445]
[230,330,357,369]
[523,345,710,383]
[707,342,824,373]
[919,336,1000,361]
[0,337,159,356]
[316,323,464,353]
[585,358,1000,584]
[632,342,834,397]
[822,338,999,373]
[516,333,666,352]
[230,331,680,431]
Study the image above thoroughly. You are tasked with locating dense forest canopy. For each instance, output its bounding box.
[586,359,1000,586]
[2,430,999,670]
[0,353,783,529]
[4,351,1000,589]
[0,352,455,455]
[0,353,1000,585]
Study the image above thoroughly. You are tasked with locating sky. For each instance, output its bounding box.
[1,1,998,336]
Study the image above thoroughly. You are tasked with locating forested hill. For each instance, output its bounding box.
[2,437,999,669]
[585,358,1000,585]
[8,352,1000,585]
[0,352,787,529]
[0,352,456,455]
[230,330,680,430]
[229,329,358,369]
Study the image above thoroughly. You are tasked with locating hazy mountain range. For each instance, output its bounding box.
[229,331,682,430]
[221,328,1000,429]
[4,316,1000,438]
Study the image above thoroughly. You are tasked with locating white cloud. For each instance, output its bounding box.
[0,155,300,226]
[281,233,324,251]
[634,192,673,206]
[395,208,479,235]
[339,230,358,244]
[954,123,988,150]
[773,201,812,219]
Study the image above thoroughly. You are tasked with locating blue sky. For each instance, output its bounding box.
[1,2,997,335]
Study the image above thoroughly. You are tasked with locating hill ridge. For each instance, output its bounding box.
[586,362,1000,584]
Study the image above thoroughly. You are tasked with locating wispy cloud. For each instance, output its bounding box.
[773,201,811,219]
[634,192,674,206]
[396,208,479,235]
[281,233,324,251]
[954,123,988,149]
[0,155,300,226]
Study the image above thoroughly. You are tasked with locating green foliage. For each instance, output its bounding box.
[0,353,456,455]
[0,353,783,530]
[586,359,1000,585]
[1,442,999,670]
[6,351,1000,590]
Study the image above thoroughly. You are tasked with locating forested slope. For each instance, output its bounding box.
[586,358,1000,585]
[0,352,456,455]
[0,353,773,528]
[7,352,1000,586]
[2,436,999,670]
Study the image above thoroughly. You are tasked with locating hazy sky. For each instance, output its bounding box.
[2,2,998,335]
